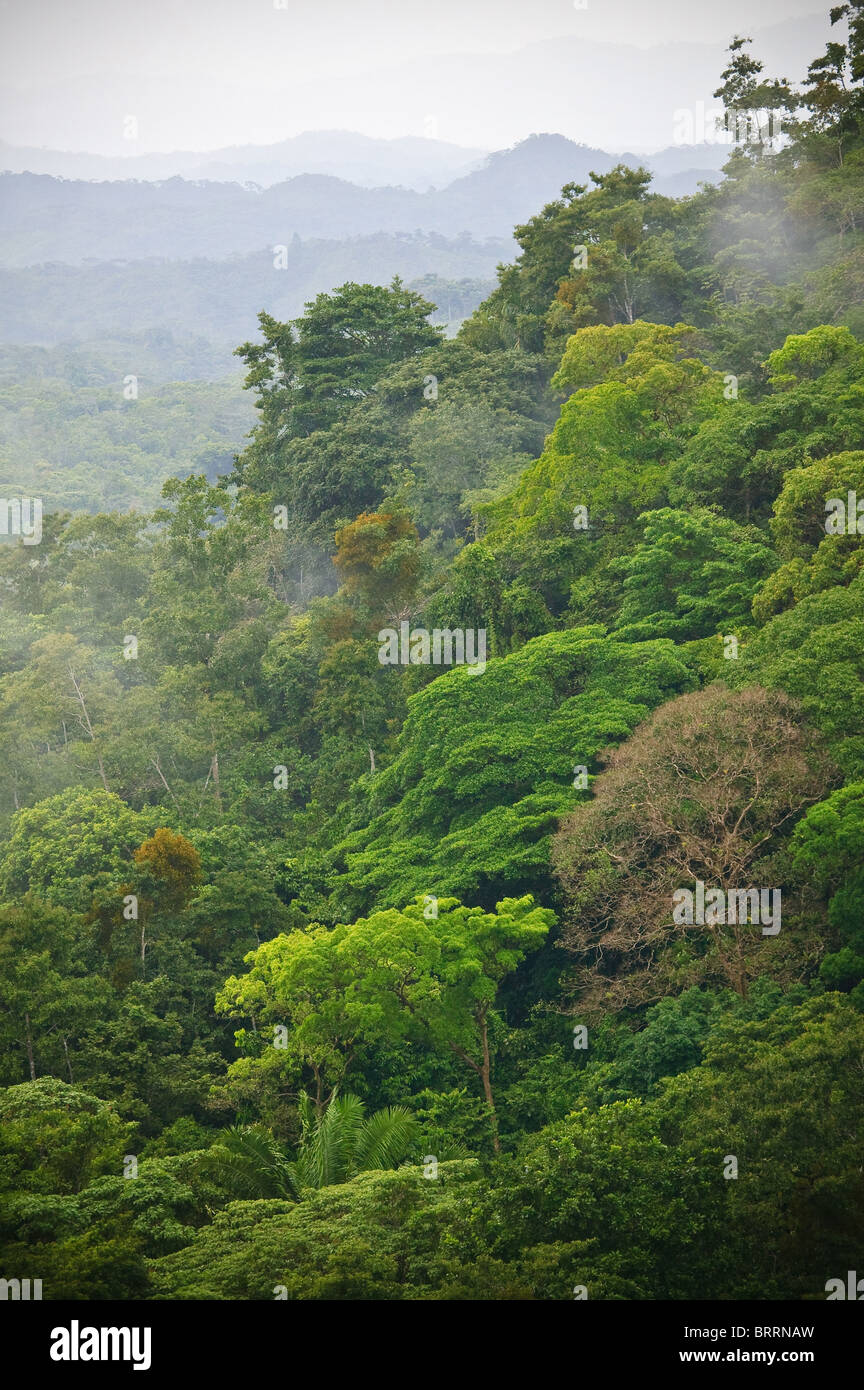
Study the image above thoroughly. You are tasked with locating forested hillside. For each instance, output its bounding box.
[1,11,863,1301]
[0,346,255,513]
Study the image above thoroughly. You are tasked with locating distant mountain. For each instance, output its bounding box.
[0,131,487,192]
[0,135,726,269]
[628,144,731,177]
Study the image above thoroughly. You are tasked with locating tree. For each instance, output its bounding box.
[0,899,111,1086]
[451,321,725,640]
[291,1092,417,1190]
[217,895,554,1150]
[149,1165,477,1301]
[69,978,224,1133]
[127,828,202,976]
[0,788,152,912]
[668,326,864,522]
[322,627,693,919]
[0,1077,131,1195]
[133,828,201,910]
[655,994,864,1297]
[142,475,277,672]
[752,449,864,621]
[405,400,530,539]
[332,511,420,619]
[204,1124,298,1200]
[792,781,864,1000]
[615,505,777,640]
[731,571,864,778]
[547,168,687,339]
[712,36,796,154]
[0,633,121,798]
[465,993,864,1300]
[312,638,394,781]
[461,165,690,357]
[235,279,442,456]
[783,2,864,176]
[552,684,835,1012]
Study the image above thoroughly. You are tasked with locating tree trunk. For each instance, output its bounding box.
[478,1008,500,1153]
[67,665,110,792]
[150,757,180,810]
[449,1020,501,1153]
[311,1063,325,1117]
[210,750,222,811]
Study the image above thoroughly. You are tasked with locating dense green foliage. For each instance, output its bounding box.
[1,11,863,1301]
[0,350,254,513]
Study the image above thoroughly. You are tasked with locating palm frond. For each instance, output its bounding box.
[291,1094,420,1189]
[352,1105,418,1173]
[206,1124,298,1200]
[314,1092,365,1187]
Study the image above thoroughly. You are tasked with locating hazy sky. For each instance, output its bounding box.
[0,0,832,154]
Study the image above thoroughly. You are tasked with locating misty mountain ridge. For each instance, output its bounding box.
[0,127,733,194]
[0,130,488,192]
[0,134,730,269]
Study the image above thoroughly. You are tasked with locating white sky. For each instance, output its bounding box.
[0,0,832,153]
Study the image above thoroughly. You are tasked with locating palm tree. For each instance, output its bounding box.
[291,1091,418,1190]
[204,1124,298,1200]
[205,1093,418,1199]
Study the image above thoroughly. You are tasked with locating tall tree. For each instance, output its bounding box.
[553,685,835,1011]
